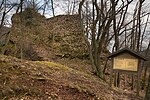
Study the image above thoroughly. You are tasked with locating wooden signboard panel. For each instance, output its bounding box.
[113,53,138,72]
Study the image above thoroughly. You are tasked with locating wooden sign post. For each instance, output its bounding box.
[108,48,147,96]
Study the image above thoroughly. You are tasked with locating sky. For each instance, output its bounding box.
[1,0,150,23]
[1,0,80,25]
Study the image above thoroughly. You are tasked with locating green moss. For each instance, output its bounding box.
[35,61,72,71]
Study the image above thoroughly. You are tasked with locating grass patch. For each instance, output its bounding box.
[35,61,73,71]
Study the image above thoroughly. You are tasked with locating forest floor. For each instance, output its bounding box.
[0,55,144,100]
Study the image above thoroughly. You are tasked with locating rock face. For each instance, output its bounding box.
[3,8,87,61]
[0,26,10,37]
[45,15,87,58]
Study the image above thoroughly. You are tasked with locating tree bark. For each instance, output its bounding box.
[145,74,150,100]
[50,0,55,17]
[141,41,150,90]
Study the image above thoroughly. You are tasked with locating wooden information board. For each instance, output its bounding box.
[108,48,147,96]
[113,53,138,72]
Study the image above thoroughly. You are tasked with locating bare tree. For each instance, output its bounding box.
[141,41,150,90]
[55,0,80,15]
[42,0,55,17]
[0,0,17,29]
[50,0,55,16]
[79,0,114,78]
[145,74,150,100]
[79,0,150,82]
[16,0,24,13]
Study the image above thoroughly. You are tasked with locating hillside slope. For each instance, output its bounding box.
[0,55,143,100]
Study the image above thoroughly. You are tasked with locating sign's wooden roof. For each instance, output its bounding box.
[107,48,147,61]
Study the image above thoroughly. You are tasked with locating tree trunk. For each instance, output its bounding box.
[145,74,150,100]
[141,41,150,90]
[50,0,55,17]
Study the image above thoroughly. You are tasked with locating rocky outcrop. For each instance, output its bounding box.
[3,8,87,61]
[46,15,87,58]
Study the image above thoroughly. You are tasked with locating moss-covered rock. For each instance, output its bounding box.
[1,8,87,61]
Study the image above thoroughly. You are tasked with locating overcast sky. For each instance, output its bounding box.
[2,0,150,22]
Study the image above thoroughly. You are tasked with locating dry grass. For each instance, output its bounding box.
[0,55,143,100]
